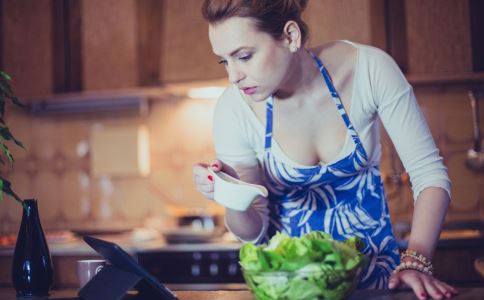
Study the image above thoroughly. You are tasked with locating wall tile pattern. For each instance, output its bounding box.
[2,85,483,233]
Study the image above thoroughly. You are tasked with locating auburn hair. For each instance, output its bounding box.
[201,0,309,45]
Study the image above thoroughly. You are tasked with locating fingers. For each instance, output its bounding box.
[388,273,401,289]
[441,281,458,296]
[192,163,215,200]
[399,271,427,299]
[208,159,223,171]
[192,162,210,172]
[421,276,458,299]
[397,270,459,300]
[430,278,458,299]
[421,275,444,299]
[192,163,213,183]
[192,159,241,199]
[210,159,241,178]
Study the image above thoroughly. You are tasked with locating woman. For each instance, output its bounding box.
[192,0,457,298]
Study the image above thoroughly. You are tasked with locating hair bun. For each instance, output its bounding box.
[202,0,310,45]
[287,0,309,12]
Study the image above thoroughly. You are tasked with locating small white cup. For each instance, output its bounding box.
[210,169,268,211]
[77,259,106,288]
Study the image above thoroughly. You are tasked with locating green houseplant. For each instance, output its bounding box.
[0,70,25,206]
[1,70,54,297]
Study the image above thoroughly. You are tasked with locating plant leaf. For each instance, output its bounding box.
[0,81,13,96]
[0,99,4,118]
[0,126,24,149]
[0,71,25,207]
[0,71,12,81]
[9,96,26,107]
[14,140,25,149]
[0,176,22,204]
[0,143,14,163]
[0,126,13,140]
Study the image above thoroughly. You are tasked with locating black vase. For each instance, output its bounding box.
[11,199,53,298]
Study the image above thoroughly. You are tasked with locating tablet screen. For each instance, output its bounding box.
[83,235,178,299]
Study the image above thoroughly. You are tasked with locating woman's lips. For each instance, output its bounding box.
[241,87,257,95]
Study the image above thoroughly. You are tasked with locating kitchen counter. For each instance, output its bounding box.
[2,232,483,288]
[0,234,241,288]
[0,235,242,257]
[0,287,483,299]
[1,227,481,257]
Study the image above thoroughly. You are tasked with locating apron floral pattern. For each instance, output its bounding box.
[260,50,400,289]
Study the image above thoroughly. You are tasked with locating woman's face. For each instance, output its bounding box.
[209,17,294,102]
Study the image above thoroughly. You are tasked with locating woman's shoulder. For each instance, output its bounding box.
[308,40,359,76]
[310,40,391,65]
[215,84,249,114]
[310,40,354,55]
[310,40,356,62]
[217,84,242,106]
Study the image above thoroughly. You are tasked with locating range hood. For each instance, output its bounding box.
[28,79,228,116]
[30,92,150,116]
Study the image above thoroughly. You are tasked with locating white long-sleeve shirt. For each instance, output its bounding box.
[213,41,451,242]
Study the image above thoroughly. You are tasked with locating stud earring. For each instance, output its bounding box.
[290,45,299,53]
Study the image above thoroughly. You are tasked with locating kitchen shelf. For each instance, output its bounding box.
[407,72,484,87]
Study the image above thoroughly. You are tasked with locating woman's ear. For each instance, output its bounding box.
[283,21,302,53]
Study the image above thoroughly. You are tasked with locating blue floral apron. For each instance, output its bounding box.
[261,51,400,289]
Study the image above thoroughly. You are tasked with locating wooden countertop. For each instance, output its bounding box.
[0,236,242,256]
[0,287,483,300]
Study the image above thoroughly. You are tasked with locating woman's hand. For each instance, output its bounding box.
[192,159,223,199]
[389,270,458,299]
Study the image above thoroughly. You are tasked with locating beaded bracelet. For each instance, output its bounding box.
[393,260,433,276]
[401,249,433,269]
[393,249,434,276]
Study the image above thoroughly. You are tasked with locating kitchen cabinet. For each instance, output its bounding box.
[137,235,484,288]
[137,243,244,289]
[2,235,482,289]
[432,237,484,286]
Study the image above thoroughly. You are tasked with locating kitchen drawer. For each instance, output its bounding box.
[138,249,244,285]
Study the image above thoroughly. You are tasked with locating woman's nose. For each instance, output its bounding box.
[227,65,244,84]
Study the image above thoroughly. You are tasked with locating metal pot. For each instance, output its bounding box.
[163,214,223,244]
[177,214,219,231]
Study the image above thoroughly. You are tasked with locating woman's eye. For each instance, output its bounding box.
[239,54,252,61]
[218,59,228,66]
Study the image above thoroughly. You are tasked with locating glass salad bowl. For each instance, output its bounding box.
[242,265,363,300]
[239,232,368,300]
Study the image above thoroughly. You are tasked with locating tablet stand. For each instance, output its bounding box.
[79,265,155,300]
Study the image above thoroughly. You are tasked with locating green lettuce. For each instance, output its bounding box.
[240,231,368,300]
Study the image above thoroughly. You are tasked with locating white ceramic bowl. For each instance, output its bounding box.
[209,169,268,211]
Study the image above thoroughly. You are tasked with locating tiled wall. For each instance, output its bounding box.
[2,83,483,234]
[1,93,223,233]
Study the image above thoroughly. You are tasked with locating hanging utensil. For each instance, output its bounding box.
[465,90,484,171]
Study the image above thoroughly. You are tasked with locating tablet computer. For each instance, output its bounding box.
[83,235,178,300]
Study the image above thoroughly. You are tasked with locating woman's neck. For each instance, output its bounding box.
[274,48,320,103]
